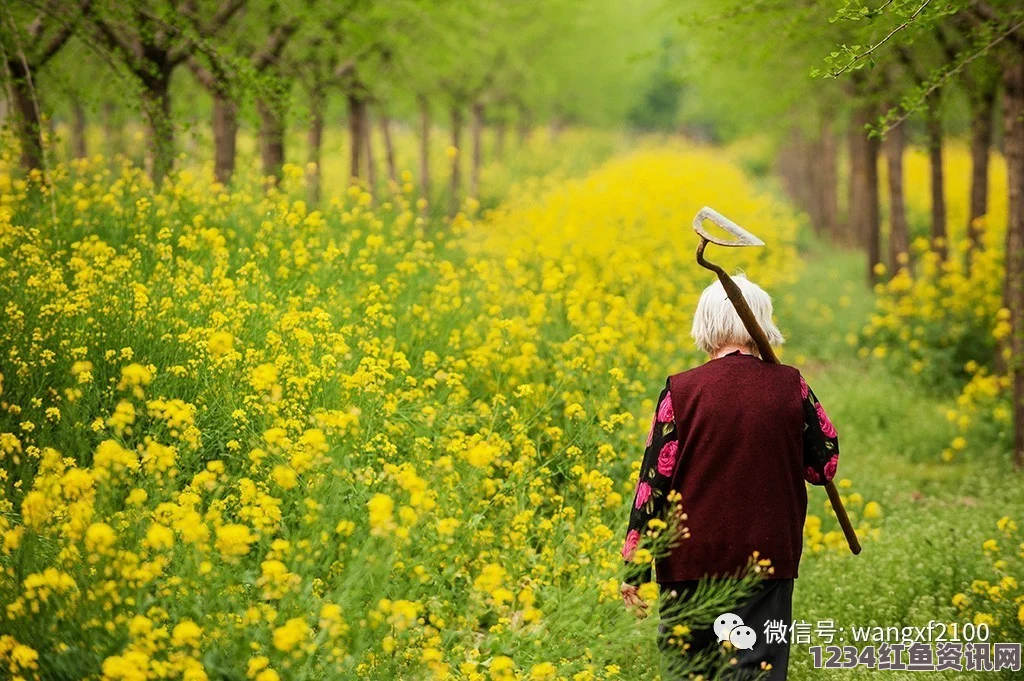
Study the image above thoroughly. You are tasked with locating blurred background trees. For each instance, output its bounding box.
[0,0,668,198]
[2,0,1024,467]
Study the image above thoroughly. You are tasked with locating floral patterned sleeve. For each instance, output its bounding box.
[621,378,679,587]
[799,374,839,486]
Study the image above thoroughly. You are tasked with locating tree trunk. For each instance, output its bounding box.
[71,99,87,159]
[495,120,506,161]
[847,112,867,249]
[307,91,324,206]
[418,94,430,205]
[347,91,364,185]
[380,112,397,185]
[142,75,174,184]
[1001,57,1024,469]
[820,117,840,239]
[449,105,463,216]
[781,128,810,221]
[849,103,881,281]
[212,91,237,185]
[799,131,818,226]
[549,115,564,140]
[362,103,376,193]
[807,133,826,234]
[257,98,285,185]
[775,140,791,199]
[866,132,881,282]
[968,82,997,257]
[516,103,531,146]
[926,93,947,259]
[12,74,43,171]
[885,119,910,271]
[470,101,483,199]
[102,101,123,159]
[798,131,813,219]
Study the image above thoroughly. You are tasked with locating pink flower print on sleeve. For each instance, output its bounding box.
[622,529,640,560]
[824,454,838,481]
[799,375,809,400]
[656,440,678,477]
[656,393,674,423]
[645,414,656,448]
[815,402,837,439]
[634,481,652,508]
[804,465,821,484]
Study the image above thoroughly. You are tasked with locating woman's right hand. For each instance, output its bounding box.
[621,582,649,619]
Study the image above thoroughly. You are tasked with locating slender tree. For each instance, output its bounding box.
[251,15,299,184]
[897,47,949,260]
[973,3,1024,468]
[926,92,948,258]
[344,71,369,186]
[188,55,238,185]
[91,99,126,159]
[88,1,243,182]
[293,2,376,202]
[417,93,430,202]
[884,108,910,270]
[966,74,999,254]
[70,97,87,158]
[298,23,345,203]
[818,115,841,240]
[1,0,89,171]
[936,23,999,259]
[470,100,483,198]
[448,99,463,216]
[847,76,882,282]
[183,0,249,185]
[1004,54,1024,468]
[378,105,397,185]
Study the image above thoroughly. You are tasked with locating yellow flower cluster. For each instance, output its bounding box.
[0,138,805,678]
[949,516,1024,641]
[803,479,882,553]
[865,143,1013,461]
[862,242,1005,382]
[885,143,1008,252]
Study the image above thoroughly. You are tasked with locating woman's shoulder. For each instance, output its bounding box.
[775,361,803,377]
[669,356,801,386]
[667,360,715,382]
[757,360,803,386]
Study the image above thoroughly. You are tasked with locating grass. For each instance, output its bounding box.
[0,140,809,680]
[773,239,1024,679]
[2,134,1020,679]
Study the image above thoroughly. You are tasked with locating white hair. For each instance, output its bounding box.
[690,275,785,356]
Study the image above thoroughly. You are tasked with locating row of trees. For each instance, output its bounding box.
[6,1,1023,466]
[774,11,1014,282]
[0,0,666,210]
[678,0,1024,466]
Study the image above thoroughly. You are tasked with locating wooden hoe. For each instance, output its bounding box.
[692,206,862,555]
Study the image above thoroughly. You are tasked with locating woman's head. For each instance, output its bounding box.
[690,275,785,356]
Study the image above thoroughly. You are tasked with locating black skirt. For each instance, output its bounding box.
[657,578,794,680]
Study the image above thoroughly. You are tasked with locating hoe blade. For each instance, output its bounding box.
[692,206,765,247]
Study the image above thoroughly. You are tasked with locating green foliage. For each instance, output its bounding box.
[628,37,685,132]
[777,243,1024,680]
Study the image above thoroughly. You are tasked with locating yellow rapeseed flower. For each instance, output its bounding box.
[272,617,309,652]
[172,619,203,648]
[215,524,254,558]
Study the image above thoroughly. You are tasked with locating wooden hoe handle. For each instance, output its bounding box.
[697,240,862,555]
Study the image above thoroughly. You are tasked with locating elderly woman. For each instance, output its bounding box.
[620,275,839,681]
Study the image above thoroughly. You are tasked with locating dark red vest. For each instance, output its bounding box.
[654,353,807,582]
